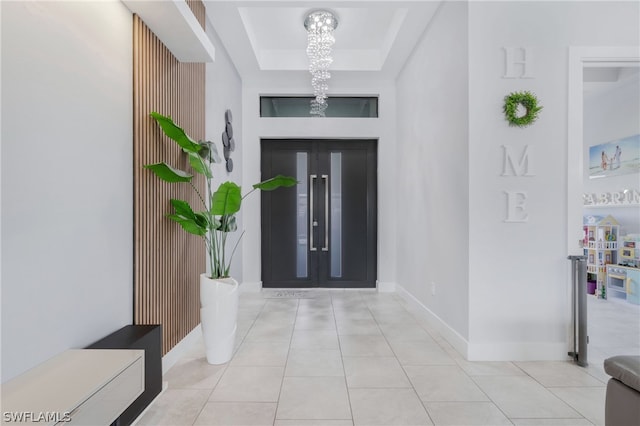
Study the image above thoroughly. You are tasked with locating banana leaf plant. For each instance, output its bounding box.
[144,111,297,279]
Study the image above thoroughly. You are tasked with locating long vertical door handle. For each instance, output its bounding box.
[322,174,329,251]
[309,174,317,251]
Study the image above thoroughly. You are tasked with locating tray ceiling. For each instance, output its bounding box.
[204,1,442,83]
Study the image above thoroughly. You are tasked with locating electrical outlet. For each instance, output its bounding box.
[431,282,436,296]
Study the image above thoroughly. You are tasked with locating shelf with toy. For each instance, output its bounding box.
[619,234,640,268]
[583,214,620,297]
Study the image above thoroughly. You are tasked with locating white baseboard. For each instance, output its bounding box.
[467,342,569,361]
[395,284,469,358]
[240,281,394,292]
[161,325,202,374]
[240,281,262,292]
[377,281,397,292]
[396,284,569,362]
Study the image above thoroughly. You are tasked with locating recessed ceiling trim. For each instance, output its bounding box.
[238,7,261,66]
[583,67,621,83]
[206,1,443,84]
[333,49,381,71]
[379,8,408,64]
[259,49,307,70]
[584,65,640,97]
[259,49,381,71]
[583,60,640,67]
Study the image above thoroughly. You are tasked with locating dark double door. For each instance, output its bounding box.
[261,140,377,288]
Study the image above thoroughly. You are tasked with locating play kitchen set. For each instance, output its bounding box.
[583,215,640,304]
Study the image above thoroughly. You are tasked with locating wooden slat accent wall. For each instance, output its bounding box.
[133,8,206,355]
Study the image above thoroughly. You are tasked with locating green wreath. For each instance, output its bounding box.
[503,91,542,127]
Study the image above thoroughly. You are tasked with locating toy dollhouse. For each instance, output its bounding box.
[583,215,620,298]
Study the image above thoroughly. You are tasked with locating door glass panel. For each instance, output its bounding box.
[330,152,342,278]
[296,153,308,278]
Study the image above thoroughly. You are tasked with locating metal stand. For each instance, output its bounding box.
[568,255,588,367]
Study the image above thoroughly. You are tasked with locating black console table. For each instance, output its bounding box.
[88,325,162,426]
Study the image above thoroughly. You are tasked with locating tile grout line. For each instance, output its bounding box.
[271,297,300,426]
[402,290,612,424]
[391,293,523,425]
[460,361,524,425]
[401,294,522,425]
[546,386,605,425]
[365,293,437,426]
[332,291,358,426]
[152,290,619,425]
[392,293,524,424]
[511,358,607,416]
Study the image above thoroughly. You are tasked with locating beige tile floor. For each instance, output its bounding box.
[137,290,635,426]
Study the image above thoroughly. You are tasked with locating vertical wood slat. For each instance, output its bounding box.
[133,2,205,356]
[186,0,206,29]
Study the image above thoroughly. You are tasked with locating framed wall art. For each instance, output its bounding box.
[589,133,640,179]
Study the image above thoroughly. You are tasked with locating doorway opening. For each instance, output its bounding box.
[261,139,377,288]
[568,47,640,369]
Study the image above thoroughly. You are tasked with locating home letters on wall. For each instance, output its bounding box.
[501,46,536,223]
[502,144,534,223]
[502,47,534,79]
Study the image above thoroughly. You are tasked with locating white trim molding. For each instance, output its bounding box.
[377,281,397,292]
[567,46,640,258]
[467,342,568,362]
[122,0,215,62]
[239,281,262,292]
[395,284,469,359]
[396,284,569,361]
[161,325,202,375]
[566,45,640,363]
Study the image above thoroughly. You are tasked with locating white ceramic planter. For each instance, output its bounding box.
[199,274,239,364]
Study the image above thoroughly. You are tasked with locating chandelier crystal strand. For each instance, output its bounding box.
[304,11,337,116]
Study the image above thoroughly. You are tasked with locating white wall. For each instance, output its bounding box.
[395,1,470,348]
[583,73,640,235]
[1,1,133,381]
[205,18,244,281]
[467,1,640,360]
[241,74,397,289]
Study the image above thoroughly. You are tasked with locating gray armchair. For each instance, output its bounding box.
[604,355,640,426]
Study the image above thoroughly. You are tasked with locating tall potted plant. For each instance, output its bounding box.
[144,111,296,364]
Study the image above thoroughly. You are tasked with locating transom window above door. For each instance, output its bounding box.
[260,96,379,118]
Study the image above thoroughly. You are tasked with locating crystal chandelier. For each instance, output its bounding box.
[304,10,338,116]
